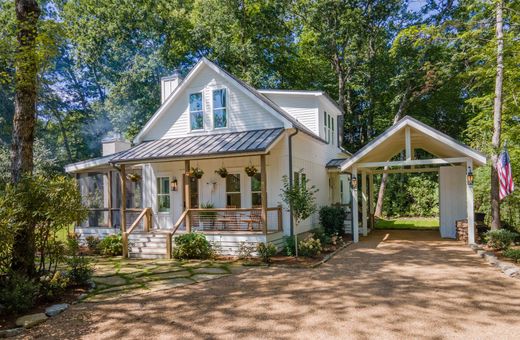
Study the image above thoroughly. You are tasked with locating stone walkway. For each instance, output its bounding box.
[87,258,243,302]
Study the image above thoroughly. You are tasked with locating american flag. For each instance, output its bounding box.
[497,147,514,200]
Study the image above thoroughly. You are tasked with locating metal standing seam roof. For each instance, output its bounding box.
[326,158,350,169]
[110,128,284,164]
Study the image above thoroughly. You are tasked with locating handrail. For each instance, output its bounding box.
[122,207,152,258]
[172,209,189,235]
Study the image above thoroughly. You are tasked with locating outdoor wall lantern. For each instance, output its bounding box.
[351,175,358,189]
[466,167,474,186]
[171,178,178,191]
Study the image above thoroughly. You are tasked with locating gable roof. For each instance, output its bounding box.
[258,89,344,114]
[133,58,326,144]
[340,116,487,171]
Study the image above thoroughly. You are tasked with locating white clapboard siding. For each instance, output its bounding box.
[261,93,319,135]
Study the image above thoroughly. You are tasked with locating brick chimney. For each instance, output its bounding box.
[161,69,182,104]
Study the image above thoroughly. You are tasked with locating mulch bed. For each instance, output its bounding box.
[0,285,88,330]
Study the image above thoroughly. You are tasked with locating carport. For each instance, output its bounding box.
[340,116,487,244]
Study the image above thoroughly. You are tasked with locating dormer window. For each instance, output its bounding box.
[324,111,334,145]
[189,92,204,130]
[213,88,227,128]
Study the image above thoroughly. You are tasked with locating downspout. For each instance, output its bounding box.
[288,128,299,236]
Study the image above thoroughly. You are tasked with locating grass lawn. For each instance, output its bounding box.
[375,217,439,230]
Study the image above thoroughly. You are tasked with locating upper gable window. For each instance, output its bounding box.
[189,92,204,130]
[323,111,334,145]
[213,88,227,129]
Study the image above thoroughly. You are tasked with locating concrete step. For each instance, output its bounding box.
[128,241,168,248]
[129,248,167,255]
[129,253,167,259]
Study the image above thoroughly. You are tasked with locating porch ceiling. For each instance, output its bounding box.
[110,128,284,164]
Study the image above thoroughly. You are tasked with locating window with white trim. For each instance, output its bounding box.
[212,88,227,128]
[251,173,262,206]
[323,111,334,145]
[157,177,170,212]
[226,174,241,207]
[189,92,204,130]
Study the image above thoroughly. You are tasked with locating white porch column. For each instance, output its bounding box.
[466,159,475,244]
[369,174,375,229]
[361,171,368,236]
[352,168,359,243]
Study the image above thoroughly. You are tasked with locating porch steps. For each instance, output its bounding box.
[128,232,169,259]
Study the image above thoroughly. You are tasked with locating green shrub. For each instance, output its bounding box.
[313,228,332,245]
[40,271,69,300]
[257,242,277,263]
[85,235,101,253]
[319,206,346,235]
[485,229,518,250]
[0,274,40,314]
[298,235,322,258]
[98,234,123,256]
[66,232,81,255]
[173,233,213,259]
[65,256,93,286]
[283,235,296,256]
[503,249,520,263]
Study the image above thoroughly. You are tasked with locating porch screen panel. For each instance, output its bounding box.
[190,177,199,208]
[226,174,241,208]
[251,173,261,207]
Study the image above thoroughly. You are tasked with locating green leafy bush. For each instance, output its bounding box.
[98,234,123,256]
[298,235,322,258]
[85,235,101,253]
[0,274,40,314]
[173,233,213,259]
[503,249,520,263]
[319,206,346,235]
[283,236,296,256]
[256,242,277,263]
[485,229,518,250]
[40,271,70,300]
[65,256,93,286]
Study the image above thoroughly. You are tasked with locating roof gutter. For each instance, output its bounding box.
[288,128,299,236]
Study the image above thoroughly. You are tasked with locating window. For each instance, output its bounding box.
[293,172,307,189]
[189,92,204,130]
[226,174,241,207]
[157,177,170,212]
[323,111,334,145]
[251,173,262,206]
[213,88,227,128]
[189,177,199,208]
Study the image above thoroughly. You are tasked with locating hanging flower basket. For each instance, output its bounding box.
[190,167,204,179]
[245,164,258,177]
[126,173,142,182]
[215,167,228,178]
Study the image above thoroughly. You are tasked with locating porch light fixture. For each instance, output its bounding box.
[171,178,178,191]
[351,175,357,189]
[466,167,474,186]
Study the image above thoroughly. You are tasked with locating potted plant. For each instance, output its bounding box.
[189,167,204,179]
[215,167,228,178]
[245,164,258,177]
[126,173,141,182]
[200,202,217,227]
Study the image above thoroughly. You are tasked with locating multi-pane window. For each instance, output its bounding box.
[190,177,199,208]
[226,174,241,207]
[293,172,307,188]
[324,111,335,145]
[189,92,204,130]
[251,173,262,206]
[157,177,170,212]
[213,89,227,128]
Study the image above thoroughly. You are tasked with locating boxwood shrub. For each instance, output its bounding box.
[173,233,213,259]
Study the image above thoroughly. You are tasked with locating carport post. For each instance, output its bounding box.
[466,159,475,244]
[361,171,368,236]
[369,174,375,229]
[352,167,359,243]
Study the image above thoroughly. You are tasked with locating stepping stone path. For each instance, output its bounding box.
[84,257,245,302]
[15,313,48,328]
[45,303,69,317]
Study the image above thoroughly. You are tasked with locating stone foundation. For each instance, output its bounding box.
[456,219,487,244]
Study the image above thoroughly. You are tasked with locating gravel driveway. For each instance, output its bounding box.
[20,230,520,339]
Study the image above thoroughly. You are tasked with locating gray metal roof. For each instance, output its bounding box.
[326,158,349,169]
[111,128,284,164]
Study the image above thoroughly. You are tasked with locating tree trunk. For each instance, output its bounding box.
[10,0,40,277]
[490,0,504,230]
[374,85,411,217]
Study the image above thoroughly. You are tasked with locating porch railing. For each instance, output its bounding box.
[187,207,282,233]
[122,207,153,258]
[79,208,146,229]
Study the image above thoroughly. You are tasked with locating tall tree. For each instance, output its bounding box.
[490,0,504,230]
[10,0,40,276]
